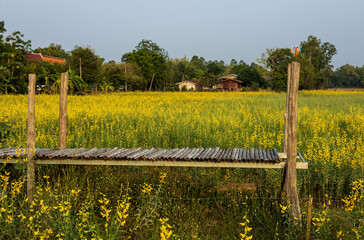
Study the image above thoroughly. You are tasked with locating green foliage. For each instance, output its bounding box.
[69,46,104,88]
[259,48,293,90]
[331,64,364,88]
[299,36,337,89]
[0,21,32,94]
[0,116,10,143]
[122,40,168,90]
[0,21,360,93]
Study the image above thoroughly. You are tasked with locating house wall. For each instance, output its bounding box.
[215,80,243,91]
[178,82,196,91]
[216,80,238,89]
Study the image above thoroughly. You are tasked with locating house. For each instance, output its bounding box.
[214,74,243,91]
[176,80,197,91]
[25,52,66,65]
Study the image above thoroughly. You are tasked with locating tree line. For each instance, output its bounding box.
[0,21,363,94]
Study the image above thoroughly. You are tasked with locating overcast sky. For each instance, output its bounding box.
[1,0,363,68]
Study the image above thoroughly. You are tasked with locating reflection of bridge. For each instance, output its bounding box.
[0,147,307,169]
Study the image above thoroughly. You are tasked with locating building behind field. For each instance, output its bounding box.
[214,74,243,91]
[25,51,66,65]
[176,80,197,91]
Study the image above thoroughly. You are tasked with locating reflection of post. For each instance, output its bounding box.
[286,61,301,222]
[27,74,36,200]
[59,72,68,149]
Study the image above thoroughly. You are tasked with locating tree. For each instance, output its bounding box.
[331,64,364,88]
[258,48,293,90]
[101,62,124,90]
[122,40,168,91]
[237,63,266,88]
[0,21,32,93]
[300,36,337,88]
[230,59,238,66]
[204,60,226,86]
[69,46,104,89]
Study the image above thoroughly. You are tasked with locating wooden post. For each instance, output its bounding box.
[286,61,301,222]
[306,195,313,240]
[280,63,292,196]
[283,63,292,153]
[27,74,36,200]
[59,72,68,149]
[79,58,82,79]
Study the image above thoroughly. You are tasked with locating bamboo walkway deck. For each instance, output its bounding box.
[0,147,308,169]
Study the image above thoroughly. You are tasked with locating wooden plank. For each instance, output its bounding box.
[36,149,56,159]
[146,148,162,160]
[169,148,184,160]
[143,148,160,160]
[215,149,226,162]
[107,148,126,159]
[90,149,109,158]
[48,149,69,159]
[177,148,190,160]
[208,148,220,160]
[153,149,169,160]
[186,148,198,160]
[0,158,308,169]
[242,149,247,161]
[120,148,142,159]
[272,148,280,162]
[195,148,208,160]
[199,148,211,159]
[162,148,178,159]
[266,149,273,161]
[128,148,149,159]
[190,148,203,160]
[99,147,118,158]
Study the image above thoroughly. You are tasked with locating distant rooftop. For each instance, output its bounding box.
[26,52,66,65]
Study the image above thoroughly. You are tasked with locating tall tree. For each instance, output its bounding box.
[0,21,32,93]
[331,64,364,88]
[300,36,337,88]
[258,48,293,90]
[122,40,168,91]
[69,46,104,88]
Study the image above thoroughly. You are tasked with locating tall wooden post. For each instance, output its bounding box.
[283,63,292,153]
[27,74,36,200]
[59,72,68,149]
[286,61,301,221]
[79,58,82,79]
[125,63,128,92]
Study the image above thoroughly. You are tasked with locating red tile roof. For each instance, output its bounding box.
[26,53,66,65]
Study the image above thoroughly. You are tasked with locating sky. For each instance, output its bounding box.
[1,0,363,69]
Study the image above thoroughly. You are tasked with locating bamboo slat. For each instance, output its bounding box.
[0,148,305,167]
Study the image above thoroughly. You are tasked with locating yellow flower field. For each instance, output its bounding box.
[0,90,363,239]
